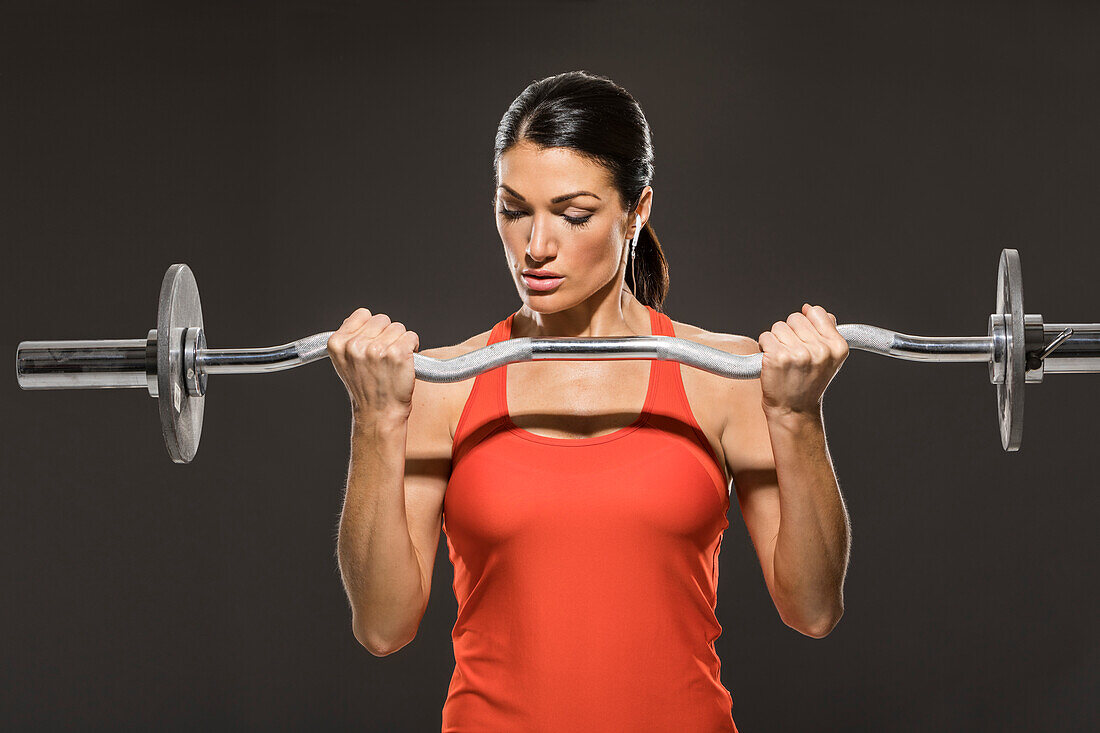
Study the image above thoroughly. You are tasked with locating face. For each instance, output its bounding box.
[494,141,649,313]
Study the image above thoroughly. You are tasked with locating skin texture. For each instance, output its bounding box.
[495,140,654,339]
[332,140,852,654]
[758,304,849,418]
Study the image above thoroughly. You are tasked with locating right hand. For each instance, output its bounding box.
[327,308,420,420]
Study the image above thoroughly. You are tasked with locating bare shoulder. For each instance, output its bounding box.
[415,328,494,370]
[410,329,495,443]
[664,316,762,357]
[424,328,495,358]
[662,316,762,414]
[657,316,773,487]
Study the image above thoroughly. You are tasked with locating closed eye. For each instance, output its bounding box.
[497,206,593,229]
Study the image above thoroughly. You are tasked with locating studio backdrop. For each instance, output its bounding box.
[3,1,1098,731]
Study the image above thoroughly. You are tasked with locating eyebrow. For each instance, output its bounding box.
[498,184,601,204]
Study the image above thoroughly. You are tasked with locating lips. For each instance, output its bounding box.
[522,273,565,292]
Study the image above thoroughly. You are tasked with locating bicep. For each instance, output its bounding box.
[402,375,453,603]
[719,337,782,600]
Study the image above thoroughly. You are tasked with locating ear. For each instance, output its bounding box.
[631,185,654,235]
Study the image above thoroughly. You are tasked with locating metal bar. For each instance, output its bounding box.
[197,324,996,383]
[18,321,1100,391]
[16,339,150,390]
[1039,323,1100,373]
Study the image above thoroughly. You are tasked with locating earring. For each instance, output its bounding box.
[629,239,638,297]
[628,214,642,297]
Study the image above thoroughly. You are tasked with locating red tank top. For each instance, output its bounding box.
[441,306,738,732]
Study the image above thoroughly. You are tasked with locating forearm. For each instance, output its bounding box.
[337,414,426,654]
[767,408,851,636]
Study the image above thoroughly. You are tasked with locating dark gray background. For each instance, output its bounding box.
[3,1,1098,731]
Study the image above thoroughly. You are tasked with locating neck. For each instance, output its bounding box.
[513,281,647,339]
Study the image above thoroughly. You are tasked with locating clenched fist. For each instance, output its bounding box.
[758,303,849,418]
[327,308,420,421]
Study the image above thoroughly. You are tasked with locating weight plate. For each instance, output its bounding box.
[156,264,205,463]
[995,249,1024,451]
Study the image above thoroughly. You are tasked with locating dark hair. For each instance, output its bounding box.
[493,70,669,311]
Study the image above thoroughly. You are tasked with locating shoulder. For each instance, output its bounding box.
[663,314,762,357]
[412,327,494,395]
[662,313,764,433]
[410,328,495,442]
[660,314,774,482]
[416,328,494,363]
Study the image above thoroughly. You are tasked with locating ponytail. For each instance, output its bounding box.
[626,221,669,311]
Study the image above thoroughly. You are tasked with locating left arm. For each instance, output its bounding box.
[719,303,851,638]
[764,407,850,638]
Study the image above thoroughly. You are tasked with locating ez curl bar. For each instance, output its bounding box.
[15,249,1100,463]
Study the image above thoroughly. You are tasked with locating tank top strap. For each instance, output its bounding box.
[649,305,672,336]
[645,306,689,416]
[647,307,729,495]
[452,307,726,496]
[451,317,512,465]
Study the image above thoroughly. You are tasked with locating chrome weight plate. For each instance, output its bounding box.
[156,264,205,463]
[990,249,1025,451]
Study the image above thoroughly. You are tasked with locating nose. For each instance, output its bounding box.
[525,214,558,262]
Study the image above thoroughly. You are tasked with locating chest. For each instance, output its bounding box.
[445,422,730,551]
[505,359,652,433]
[447,356,731,484]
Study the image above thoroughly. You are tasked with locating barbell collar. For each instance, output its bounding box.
[1034,323,1100,373]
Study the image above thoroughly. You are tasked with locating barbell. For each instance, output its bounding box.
[14,249,1100,463]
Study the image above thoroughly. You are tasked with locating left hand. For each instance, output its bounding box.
[758,303,849,418]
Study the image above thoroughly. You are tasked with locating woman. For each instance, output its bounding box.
[329,71,852,732]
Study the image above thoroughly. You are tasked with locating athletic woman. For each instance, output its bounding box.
[328,70,852,732]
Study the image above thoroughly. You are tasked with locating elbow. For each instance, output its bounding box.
[800,605,844,639]
[781,601,844,639]
[353,622,415,657]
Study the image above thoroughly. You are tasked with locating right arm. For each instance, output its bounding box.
[328,309,451,656]
[338,414,425,656]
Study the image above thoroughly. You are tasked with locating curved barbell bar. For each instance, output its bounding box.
[194,324,987,383]
[14,249,1100,462]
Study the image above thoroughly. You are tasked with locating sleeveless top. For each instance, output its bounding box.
[441,305,738,733]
